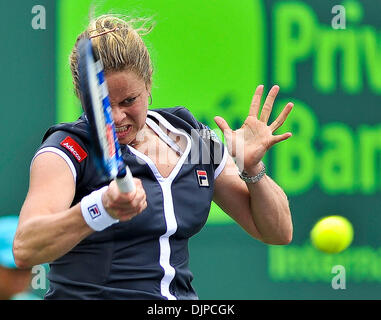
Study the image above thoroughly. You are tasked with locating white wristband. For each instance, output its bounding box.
[80,186,119,231]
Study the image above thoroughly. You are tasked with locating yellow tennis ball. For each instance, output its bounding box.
[310,215,354,254]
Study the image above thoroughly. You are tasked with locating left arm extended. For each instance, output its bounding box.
[213,84,293,245]
[213,156,292,244]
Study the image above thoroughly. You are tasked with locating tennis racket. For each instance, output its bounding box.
[77,37,135,193]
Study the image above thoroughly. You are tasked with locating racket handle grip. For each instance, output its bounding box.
[116,167,135,193]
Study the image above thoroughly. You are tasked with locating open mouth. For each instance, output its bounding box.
[115,125,132,138]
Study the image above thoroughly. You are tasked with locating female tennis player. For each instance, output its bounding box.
[13,14,293,300]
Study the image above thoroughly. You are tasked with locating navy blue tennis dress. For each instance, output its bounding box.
[34,107,227,300]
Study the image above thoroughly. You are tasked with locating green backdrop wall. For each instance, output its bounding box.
[2,0,381,299]
[0,0,55,214]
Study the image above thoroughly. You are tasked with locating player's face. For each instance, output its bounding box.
[106,70,150,145]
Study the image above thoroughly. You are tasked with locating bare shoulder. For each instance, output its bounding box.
[20,152,76,221]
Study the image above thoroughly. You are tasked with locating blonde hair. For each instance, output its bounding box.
[70,14,154,98]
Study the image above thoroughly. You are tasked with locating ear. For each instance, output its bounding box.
[145,82,152,94]
[145,84,152,105]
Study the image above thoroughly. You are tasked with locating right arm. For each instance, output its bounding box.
[13,152,93,268]
[13,152,146,269]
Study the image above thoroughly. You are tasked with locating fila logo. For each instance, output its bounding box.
[88,204,101,219]
[60,136,88,163]
[196,170,209,187]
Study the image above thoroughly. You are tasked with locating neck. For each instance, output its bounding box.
[128,125,150,148]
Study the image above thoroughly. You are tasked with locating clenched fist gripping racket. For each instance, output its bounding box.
[77,37,135,193]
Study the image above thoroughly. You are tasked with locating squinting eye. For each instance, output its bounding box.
[121,97,137,106]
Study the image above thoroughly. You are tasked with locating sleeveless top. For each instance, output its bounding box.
[35,107,226,300]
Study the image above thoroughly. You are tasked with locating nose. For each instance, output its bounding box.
[112,106,126,125]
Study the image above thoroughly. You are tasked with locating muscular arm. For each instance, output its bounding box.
[13,152,94,268]
[14,150,147,269]
[213,156,293,245]
[213,85,294,245]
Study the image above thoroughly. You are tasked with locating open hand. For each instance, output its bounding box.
[214,85,293,173]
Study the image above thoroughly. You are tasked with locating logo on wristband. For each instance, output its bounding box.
[88,204,101,219]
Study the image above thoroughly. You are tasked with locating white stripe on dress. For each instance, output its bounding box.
[127,111,192,299]
[31,147,77,183]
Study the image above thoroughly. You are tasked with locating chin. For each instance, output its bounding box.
[119,138,132,146]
